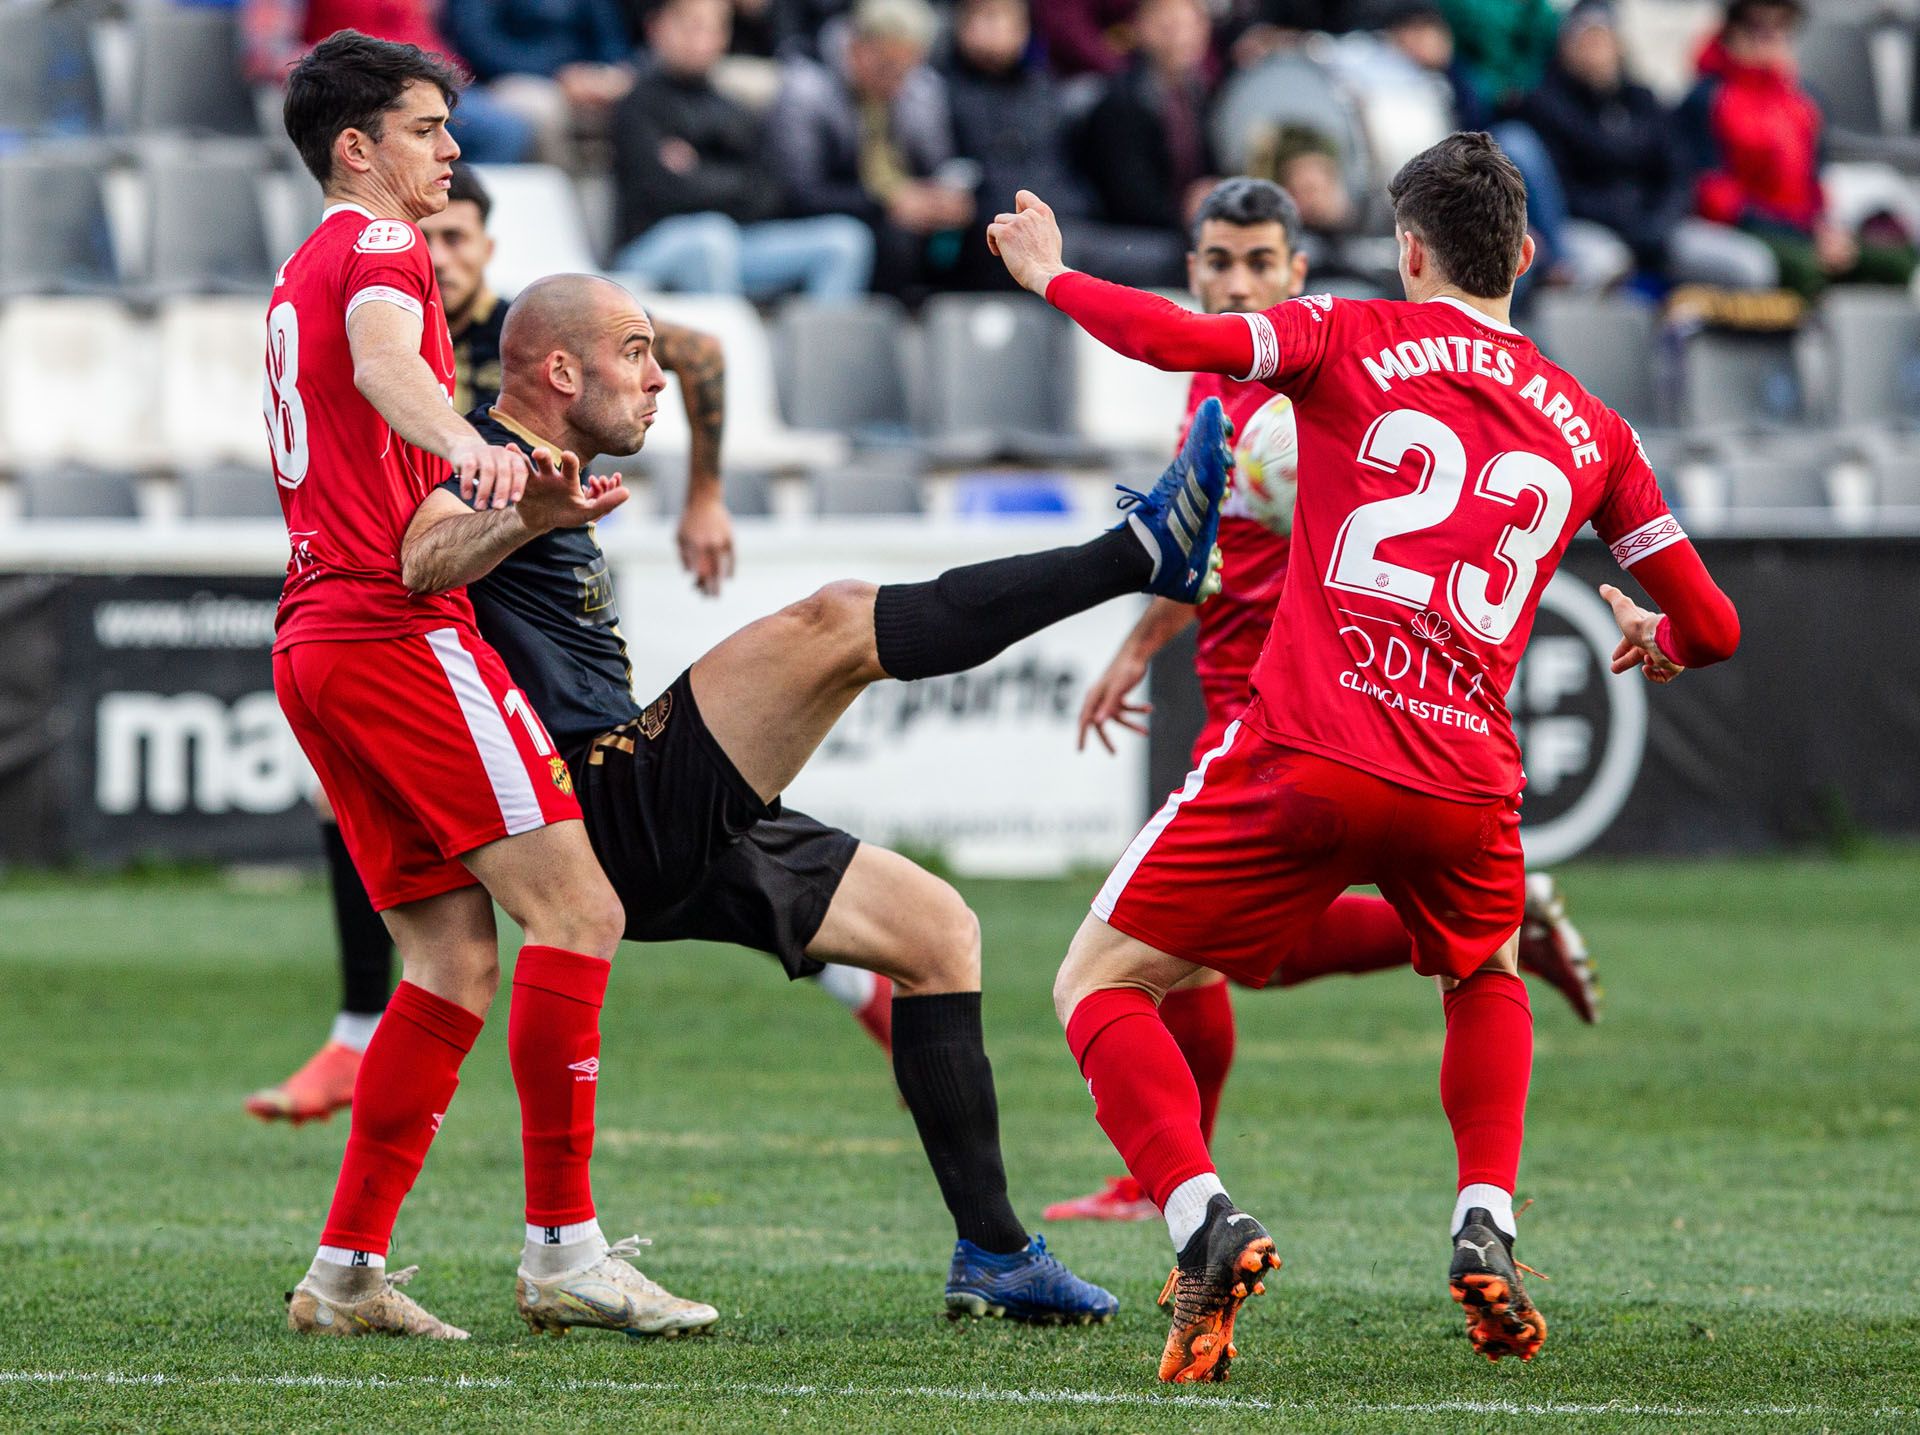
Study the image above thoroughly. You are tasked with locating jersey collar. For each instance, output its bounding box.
[488,405,563,456]
[1426,294,1521,336]
[320,201,377,222]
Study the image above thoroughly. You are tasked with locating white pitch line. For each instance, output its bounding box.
[1,1369,1909,1420]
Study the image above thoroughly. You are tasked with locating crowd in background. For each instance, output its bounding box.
[180,0,1920,304]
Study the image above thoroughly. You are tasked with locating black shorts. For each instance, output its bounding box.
[563,670,860,978]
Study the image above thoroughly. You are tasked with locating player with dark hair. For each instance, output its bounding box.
[266,29,713,1342]
[989,132,1741,1380]
[1046,175,1598,1224]
[397,266,1240,1326]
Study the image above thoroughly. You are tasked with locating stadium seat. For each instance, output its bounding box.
[918,295,1095,462]
[1714,457,1833,512]
[655,466,773,517]
[0,8,104,138]
[0,151,120,296]
[17,468,140,520]
[0,300,160,469]
[1070,322,1190,457]
[128,8,256,137]
[143,149,277,294]
[468,164,600,295]
[156,298,271,470]
[1677,329,1805,430]
[1532,293,1663,429]
[1794,10,1920,171]
[774,298,912,434]
[811,465,924,516]
[180,465,282,520]
[1818,289,1920,426]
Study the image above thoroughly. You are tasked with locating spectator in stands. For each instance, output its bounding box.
[1074,0,1218,238]
[1682,0,1916,300]
[609,0,873,296]
[1269,126,1398,291]
[445,0,636,166]
[243,0,534,161]
[1220,1,1347,73]
[1033,0,1139,78]
[419,164,507,412]
[1361,0,1490,129]
[1436,0,1557,113]
[1523,1,1776,290]
[768,0,972,299]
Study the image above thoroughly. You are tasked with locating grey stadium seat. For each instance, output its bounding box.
[651,466,773,518]
[1714,457,1832,512]
[1819,289,1920,426]
[0,8,104,138]
[1678,330,1805,429]
[0,152,119,295]
[18,469,139,520]
[181,467,283,520]
[810,466,924,516]
[775,298,911,433]
[143,150,276,293]
[917,295,1073,450]
[1531,293,1662,430]
[130,9,256,137]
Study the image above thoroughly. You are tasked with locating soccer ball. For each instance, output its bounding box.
[1230,393,1298,537]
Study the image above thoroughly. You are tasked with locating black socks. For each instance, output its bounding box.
[891,991,1029,1254]
[320,819,395,1017]
[873,528,1151,681]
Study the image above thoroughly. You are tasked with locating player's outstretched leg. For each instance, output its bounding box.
[812,964,895,1055]
[1439,947,1547,1362]
[806,845,1117,1324]
[1057,917,1279,1382]
[1518,872,1599,1024]
[247,806,396,1124]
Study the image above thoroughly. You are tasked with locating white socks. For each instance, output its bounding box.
[521,1218,607,1277]
[814,964,878,1013]
[1163,1172,1227,1251]
[310,1247,386,1299]
[1451,1184,1516,1238]
[329,1010,382,1052]
[315,1244,383,1271]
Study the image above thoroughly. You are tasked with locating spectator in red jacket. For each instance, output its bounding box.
[1679,0,1915,298]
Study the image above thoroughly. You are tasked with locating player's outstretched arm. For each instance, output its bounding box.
[1078,598,1196,753]
[400,448,628,595]
[653,319,735,596]
[1599,542,1741,685]
[347,300,528,509]
[987,190,1258,377]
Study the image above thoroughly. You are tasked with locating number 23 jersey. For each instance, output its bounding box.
[1237,294,1680,804]
[264,203,471,649]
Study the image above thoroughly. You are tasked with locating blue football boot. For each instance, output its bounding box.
[944,1234,1119,1325]
[1114,394,1231,604]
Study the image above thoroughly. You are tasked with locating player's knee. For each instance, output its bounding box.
[924,887,981,989]
[785,581,879,677]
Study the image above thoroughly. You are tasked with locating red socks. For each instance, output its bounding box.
[1157,981,1236,1147]
[1065,988,1215,1208]
[1440,970,1533,1191]
[320,980,482,1255]
[1275,893,1413,986]
[510,945,611,1227]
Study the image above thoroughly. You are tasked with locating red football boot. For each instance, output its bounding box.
[244,1041,361,1125]
[1042,1176,1160,1223]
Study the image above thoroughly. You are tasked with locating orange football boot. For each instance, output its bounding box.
[245,1041,361,1124]
[1156,1195,1281,1383]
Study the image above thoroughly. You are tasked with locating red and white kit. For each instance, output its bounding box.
[1059,278,1738,981]
[265,204,577,909]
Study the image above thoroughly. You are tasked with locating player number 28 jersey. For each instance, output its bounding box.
[1235,294,1680,803]
[264,203,471,649]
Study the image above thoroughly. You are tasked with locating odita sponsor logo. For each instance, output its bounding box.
[1510,575,1648,865]
[95,691,314,815]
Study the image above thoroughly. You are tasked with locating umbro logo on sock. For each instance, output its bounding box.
[567,1057,600,1082]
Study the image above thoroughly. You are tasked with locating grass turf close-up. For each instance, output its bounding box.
[1,854,1916,1433]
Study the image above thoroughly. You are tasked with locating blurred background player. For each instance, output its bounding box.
[989,136,1740,1379]
[1046,176,1599,1224]
[244,161,882,1126]
[406,268,1240,1321]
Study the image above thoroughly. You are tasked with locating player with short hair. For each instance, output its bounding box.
[988,133,1741,1380]
[1045,176,1599,1225]
[266,29,713,1342]
[401,266,1235,1325]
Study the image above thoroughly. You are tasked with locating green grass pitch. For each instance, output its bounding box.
[1,855,1916,1432]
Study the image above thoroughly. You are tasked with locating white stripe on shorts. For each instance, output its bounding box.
[425,628,545,837]
[1092,720,1241,921]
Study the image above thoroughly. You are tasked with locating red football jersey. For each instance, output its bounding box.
[264,203,472,648]
[1235,294,1676,803]
[1175,374,1291,733]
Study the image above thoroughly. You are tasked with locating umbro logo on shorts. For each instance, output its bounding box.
[568,1057,600,1082]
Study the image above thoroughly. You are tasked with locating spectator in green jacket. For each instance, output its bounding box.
[1437,0,1558,111]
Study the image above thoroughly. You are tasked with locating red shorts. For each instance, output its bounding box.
[274,627,581,910]
[1094,722,1524,983]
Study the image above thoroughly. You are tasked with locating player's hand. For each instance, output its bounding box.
[1077,648,1152,754]
[1599,583,1683,685]
[452,436,531,510]
[676,489,735,597]
[516,447,628,534]
[986,190,1068,297]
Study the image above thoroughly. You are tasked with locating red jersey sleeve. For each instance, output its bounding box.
[339,218,433,327]
[1592,418,1741,669]
[1233,293,1342,394]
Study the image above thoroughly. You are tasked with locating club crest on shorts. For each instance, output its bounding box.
[638,691,672,739]
[549,755,574,795]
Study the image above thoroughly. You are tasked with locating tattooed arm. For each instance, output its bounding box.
[653,319,735,595]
